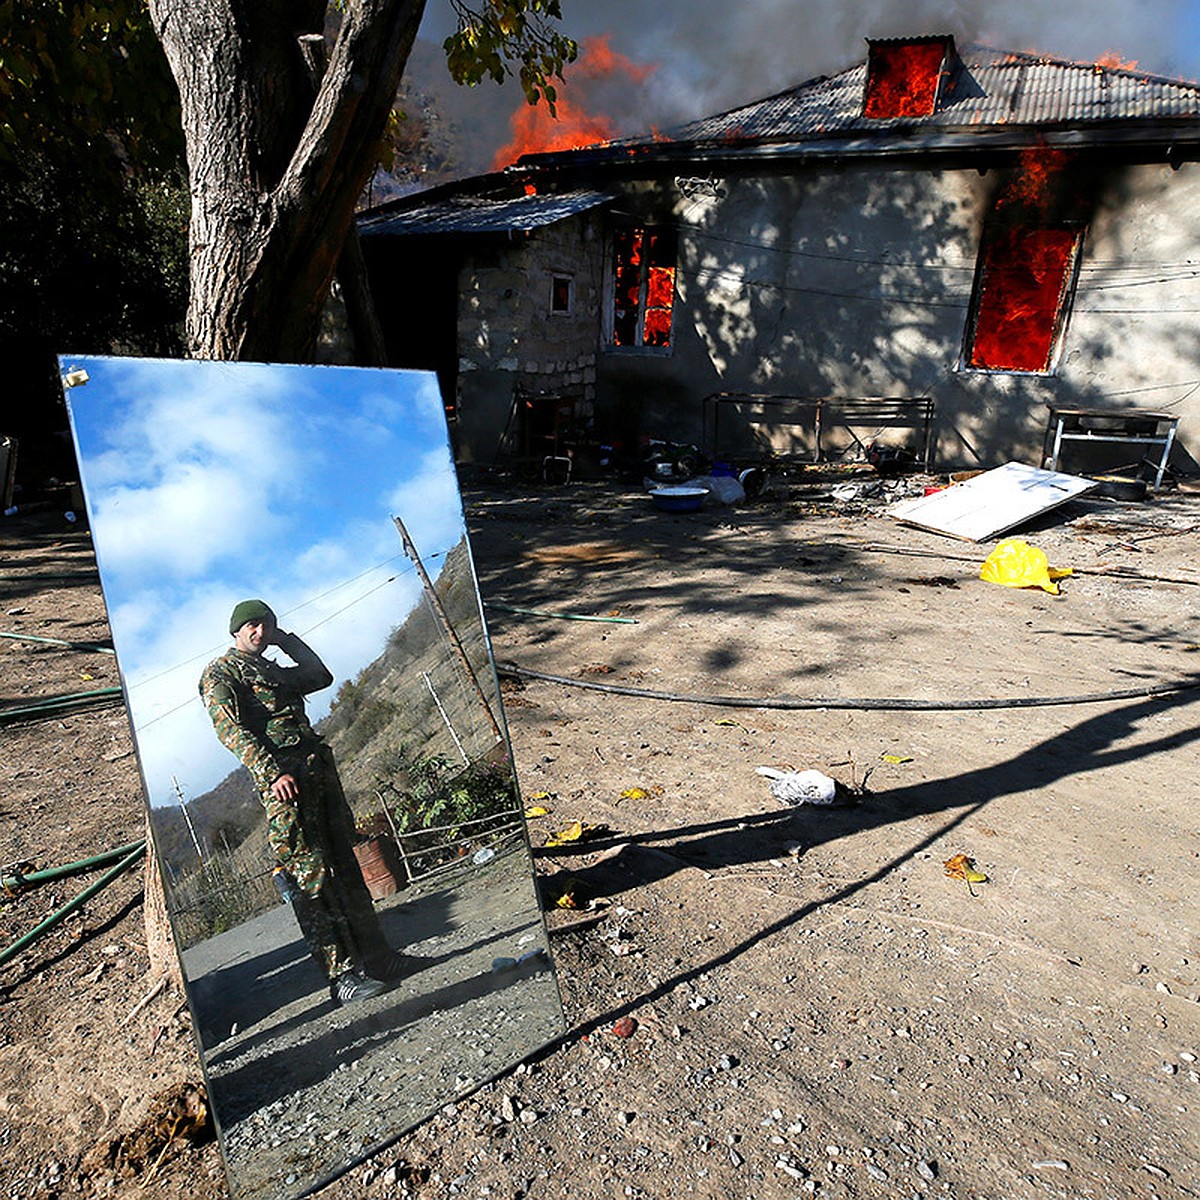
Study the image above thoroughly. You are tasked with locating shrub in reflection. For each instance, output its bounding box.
[367,753,522,880]
[167,841,277,947]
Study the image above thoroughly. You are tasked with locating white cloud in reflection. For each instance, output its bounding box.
[65,357,464,804]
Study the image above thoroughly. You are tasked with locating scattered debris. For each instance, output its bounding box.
[81,1082,212,1184]
[755,767,840,806]
[889,462,1097,541]
[901,575,961,588]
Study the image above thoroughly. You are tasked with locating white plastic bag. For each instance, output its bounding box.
[755,767,839,806]
[691,474,746,505]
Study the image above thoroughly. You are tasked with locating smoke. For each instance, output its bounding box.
[407,0,1199,178]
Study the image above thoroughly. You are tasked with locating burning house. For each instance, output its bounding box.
[359,36,1200,475]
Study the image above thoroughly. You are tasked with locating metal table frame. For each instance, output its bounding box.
[1042,407,1180,491]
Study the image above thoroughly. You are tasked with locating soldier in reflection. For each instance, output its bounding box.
[200,599,414,1005]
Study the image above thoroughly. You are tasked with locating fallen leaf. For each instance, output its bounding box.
[540,874,584,909]
[881,753,913,764]
[543,820,607,848]
[617,785,663,802]
[944,853,988,884]
[524,805,550,819]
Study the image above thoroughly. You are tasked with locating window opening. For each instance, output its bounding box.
[611,225,676,349]
[550,275,573,314]
[965,225,1082,373]
[863,37,951,118]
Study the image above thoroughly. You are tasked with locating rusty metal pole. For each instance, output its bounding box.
[391,514,504,744]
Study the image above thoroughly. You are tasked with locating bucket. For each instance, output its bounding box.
[353,837,402,900]
[738,467,765,498]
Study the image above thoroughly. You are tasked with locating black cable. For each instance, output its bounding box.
[499,662,1198,711]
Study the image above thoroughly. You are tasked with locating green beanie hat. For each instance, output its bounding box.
[229,599,276,636]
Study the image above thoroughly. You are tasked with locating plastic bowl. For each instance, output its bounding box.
[650,486,708,513]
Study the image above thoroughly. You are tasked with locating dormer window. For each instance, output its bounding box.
[863,36,953,118]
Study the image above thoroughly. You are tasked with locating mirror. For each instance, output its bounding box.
[60,355,565,1200]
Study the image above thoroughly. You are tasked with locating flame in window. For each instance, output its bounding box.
[612,226,676,349]
[864,40,948,119]
[1002,146,1073,212]
[968,228,1080,372]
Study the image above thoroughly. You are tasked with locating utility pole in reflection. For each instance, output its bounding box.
[391,514,503,745]
[173,775,204,865]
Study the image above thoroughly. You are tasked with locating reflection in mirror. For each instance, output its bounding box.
[60,356,565,1200]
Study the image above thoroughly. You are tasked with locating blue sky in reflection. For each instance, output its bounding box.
[62,356,464,806]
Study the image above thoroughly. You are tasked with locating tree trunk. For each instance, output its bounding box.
[147,0,426,362]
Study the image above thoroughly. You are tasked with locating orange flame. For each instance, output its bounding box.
[1003,145,1072,211]
[491,34,657,168]
[864,42,946,118]
[970,228,1077,371]
[1095,51,1138,70]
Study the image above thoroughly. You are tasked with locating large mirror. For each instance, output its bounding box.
[60,355,565,1200]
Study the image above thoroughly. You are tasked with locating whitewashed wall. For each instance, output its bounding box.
[449,159,1200,473]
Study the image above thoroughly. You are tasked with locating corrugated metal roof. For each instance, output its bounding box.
[358,188,611,236]
[614,45,1200,148]
[359,42,1200,233]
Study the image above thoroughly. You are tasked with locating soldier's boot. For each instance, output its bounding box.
[330,970,387,1005]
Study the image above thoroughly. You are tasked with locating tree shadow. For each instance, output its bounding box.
[536,683,1199,1038]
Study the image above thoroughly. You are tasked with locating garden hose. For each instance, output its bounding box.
[0,841,146,970]
[2,840,146,895]
[0,686,124,725]
[0,631,115,654]
[485,602,637,624]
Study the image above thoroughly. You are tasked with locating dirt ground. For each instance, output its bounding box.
[2,470,1199,1200]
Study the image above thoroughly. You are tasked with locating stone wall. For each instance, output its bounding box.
[454,212,605,464]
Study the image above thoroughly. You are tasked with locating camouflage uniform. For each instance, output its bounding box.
[199,633,389,981]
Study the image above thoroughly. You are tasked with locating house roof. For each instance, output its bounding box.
[358,187,611,237]
[359,40,1200,235]
[511,41,1200,170]
[656,45,1200,145]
